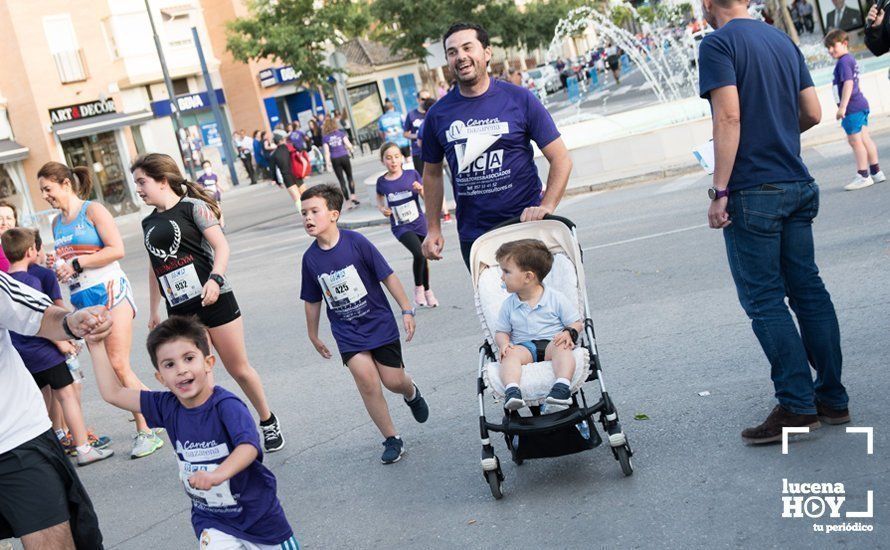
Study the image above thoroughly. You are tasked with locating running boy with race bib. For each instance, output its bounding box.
[89,316,299,550]
[134,153,284,453]
[300,184,430,464]
[375,143,439,308]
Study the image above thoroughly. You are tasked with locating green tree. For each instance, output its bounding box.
[226,0,370,86]
[518,0,588,52]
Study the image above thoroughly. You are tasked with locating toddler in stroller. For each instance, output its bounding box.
[494,239,583,411]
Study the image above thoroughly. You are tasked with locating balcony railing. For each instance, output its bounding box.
[53,49,89,83]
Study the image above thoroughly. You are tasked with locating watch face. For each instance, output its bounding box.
[708,187,717,200]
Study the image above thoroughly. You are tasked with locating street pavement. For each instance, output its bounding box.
[8,128,890,549]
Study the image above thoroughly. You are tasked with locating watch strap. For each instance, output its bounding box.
[209,273,225,286]
[401,309,416,316]
[62,313,77,339]
[71,258,83,273]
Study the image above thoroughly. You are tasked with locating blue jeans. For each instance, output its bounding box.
[723,181,847,415]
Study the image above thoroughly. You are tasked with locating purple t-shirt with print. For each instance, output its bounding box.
[300,229,399,353]
[421,79,561,242]
[404,108,426,156]
[139,387,293,545]
[289,130,306,150]
[323,130,349,159]
[376,169,427,239]
[833,54,868,115]
[9,271,66,373]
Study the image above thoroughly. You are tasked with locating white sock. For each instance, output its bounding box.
[555,378,571,387]
[76,444,92,455]
[55,429,66,440]
[506,383,520,390]
[406,385,417,401]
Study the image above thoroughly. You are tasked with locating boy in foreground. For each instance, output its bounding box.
[300,184,429,464]
[494,239,582,411]
[90,315,298,549]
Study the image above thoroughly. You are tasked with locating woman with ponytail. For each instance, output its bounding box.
[132,153,285,452]
[39,161,165,459]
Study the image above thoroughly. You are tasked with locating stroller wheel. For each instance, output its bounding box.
[485,470,504,499]
[615,445,634,477]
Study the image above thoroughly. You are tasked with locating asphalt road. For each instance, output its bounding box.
[10,129,889,549]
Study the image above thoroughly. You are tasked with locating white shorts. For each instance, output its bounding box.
[199,529,299,550]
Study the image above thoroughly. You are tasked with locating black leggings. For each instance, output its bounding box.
[398,231,429,289]
[331,156,355,198]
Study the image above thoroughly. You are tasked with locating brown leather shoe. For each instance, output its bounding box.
[741,405,820,444]
[816,402,851,425]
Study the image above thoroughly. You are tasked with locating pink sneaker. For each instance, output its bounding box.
[414,286,428,307]
[424,289,439,307]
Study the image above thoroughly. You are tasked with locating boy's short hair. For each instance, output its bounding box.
[301,184,344,213]
[495,239,553,282]
[1,227,36,263]
[824,29,848,48]
[146,315,211,369]
[32,229,43,251]
[201,160,211,167]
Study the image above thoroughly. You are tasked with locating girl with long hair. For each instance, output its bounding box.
[322,116,360,209]
[132,153,284,452]
[39,161,164,459]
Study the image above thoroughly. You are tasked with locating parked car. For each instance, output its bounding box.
[525,66,562,94]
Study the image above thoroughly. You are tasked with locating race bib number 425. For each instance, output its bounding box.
[319,265,368,309]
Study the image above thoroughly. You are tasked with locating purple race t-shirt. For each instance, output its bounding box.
[404,108,426,156]
[9,271,66,374]
[323,130,349,159]
[300,229,399,353]
[421,79,561,241]
[833,54,868,114]
[289,130,306,150]
[139,387,293,546]
[28,265,62,302]
[376,169,427,240]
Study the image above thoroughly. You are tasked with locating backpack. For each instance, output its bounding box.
[286,143,312,180]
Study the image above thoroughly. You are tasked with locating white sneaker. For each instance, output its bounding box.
[77,445,114,466]
[872,170,886,183]
[844,174,875,191]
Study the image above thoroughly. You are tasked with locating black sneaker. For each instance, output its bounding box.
[504,387,524,411]
[545,382,572,406]
[260,413,285,453]
[741,405,820,444]
[404,384,429,423]
[381,436,405,464]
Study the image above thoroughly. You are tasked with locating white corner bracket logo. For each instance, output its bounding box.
[780,426,875,533]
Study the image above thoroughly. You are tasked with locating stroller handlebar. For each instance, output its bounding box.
[491,214,576,231]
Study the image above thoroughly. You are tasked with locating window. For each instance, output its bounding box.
[161,8,194,49]
[100,18,120,60]
[172,78,190,96]
[43,14,88,83]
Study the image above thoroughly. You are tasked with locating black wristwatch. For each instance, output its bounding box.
[62,313,77,339]
[208,273,225,287]
[564,327,579,344]
[71,258,83,273]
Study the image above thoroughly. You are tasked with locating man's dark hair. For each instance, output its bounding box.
[301,183,344,213]
[443,22,490,50]
[824,29,848,48]
[146,315,211,369]
[495,239,553,282]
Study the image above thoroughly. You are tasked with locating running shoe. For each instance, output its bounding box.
[87,430,111,450]
[261,413,285,453]
[873,170,886,183]
[59,434,77,456]
[413,286,428,307]
[845,174,874,191]
[404,384,429,423]
[424,290,439,308]
[131,430,164,459]
[381,436,405,464]
[545,382,573,406]
[77,446,114,467]
[503,387,524,411]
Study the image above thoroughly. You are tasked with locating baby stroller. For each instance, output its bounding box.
[471,216,633,499]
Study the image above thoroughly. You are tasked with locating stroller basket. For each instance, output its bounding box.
[503,407,603,460]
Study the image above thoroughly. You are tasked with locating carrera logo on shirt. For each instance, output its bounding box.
[175,440,230,462]
[386,190,413,202]
[445,118,509,142]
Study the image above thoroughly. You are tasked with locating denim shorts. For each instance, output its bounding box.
[841,109,869,135]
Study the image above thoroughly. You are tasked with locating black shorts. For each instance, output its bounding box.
[341,340,404,368]
[284,176,303,189]
[32,361,74,390]
[0,430,101,546]
[168,291,241,328]
[399,146,411,158]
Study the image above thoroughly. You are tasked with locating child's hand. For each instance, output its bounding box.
[403,313,416,342]
[412,182,423,192]
[499,343,515,361]
[311,337,332,359]
[553,330,575,350]
[379,206,392,217]
[148,310,161,331]
[836,107,846,120]
[188,470,221,491]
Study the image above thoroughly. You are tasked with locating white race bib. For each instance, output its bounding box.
[178,460,236,508]
[392,201,420,225]
[319,265,368,309]
[160,265,202,306]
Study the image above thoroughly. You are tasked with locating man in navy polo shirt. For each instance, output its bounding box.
[699,0,850,444]
[420,22,573,271]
